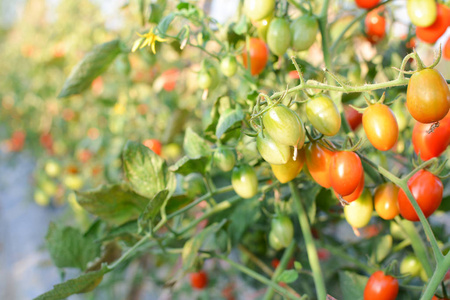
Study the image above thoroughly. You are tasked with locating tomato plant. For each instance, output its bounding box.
[364,271,399,300]
[242,38,269,76]
[363,103,398,151]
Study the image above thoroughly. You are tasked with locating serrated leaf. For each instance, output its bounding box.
[76,183,149,225]
[33,265,109,300]
[371,234,393,263]
[156,13,175,34]
[339,271,368,300]
[277,270,299,283]
[46,223,101,270]
[123,140,176,200]
[182,221,225,271]
[58,40,122,98]
[169,155,210,176]
[138,189,169,233]
[216,107,244,139]
[183,128,211,158]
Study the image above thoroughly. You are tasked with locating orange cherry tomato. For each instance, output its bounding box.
[444,37,450,61]
[344,104,363,130]
[242,38,269,76]
[330,151,363,196]
[416,4,450,44]
[374,182,400,220]
[355,0,380,9]
[365,8,386,43]
[305,142,334,188]
[334,172,365,203]
[363,103,399,151]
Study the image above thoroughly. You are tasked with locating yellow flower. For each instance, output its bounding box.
[132,27,167,54]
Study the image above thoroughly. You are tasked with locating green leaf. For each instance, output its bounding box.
[165,194,194,215]
[182,221,225,271]
[228,198,261,245]
[277,270,299,283]
[46,223,101,270]
[76,183,149,225]
[100,221,138,242]
[371,234,393,263]
[156,13,175,34]
[169,155,210,176]
[233,14,248,35]
[123,140,176,200]
[138,189,169,233]
[216,107,244,139]
[339,271,368,300]
[33,265,109,300]
[58,40,122,98]
[183,128,211,158]
[294,261,302,270]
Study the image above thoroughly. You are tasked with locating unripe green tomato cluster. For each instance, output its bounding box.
[269,215,294,250]
[231,164,258,199]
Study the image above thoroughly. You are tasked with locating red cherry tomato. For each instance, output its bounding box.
[412,112,450,160]
[344,104,363,130]
[398,170,443,221]
[8,130,26,152]
[333,171,364,203]
[143,139,162,155]
[416,4,450,44]
[160,68,180,91]
[242,38,269,76]
[374,182,400,220]
[364,271,399,300]
[190,271,208,289]
[305,142,334,188]
[330,151,363,196]
[365,8,386,43]
[444,37,450,60]
[355,0,380,9]
[363,103,399,151]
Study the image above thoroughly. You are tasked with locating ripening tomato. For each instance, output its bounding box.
[400,255,422,277]
[190,271,208,289]
[364,271,399,300]
[160,68,179,91]
[305,142,334,188]
[355,0,380,9]
[398,170,443,221]
[220,56,238,77]
[269,216,294,250]
[344,189,373,228]
[306,95,341,136]
[271,148,304,183]
[143,139,162,155]
[63,174,84,190]
[344,105,363,130]
[416,4,450,44]
[267,18,291,56]
[256,131,291,165]
[330,151,363,196]
[242,38,269,76]
[363,103,399,151]
[444,37,450,60]
[290,15,318,51]
[374,182,400,220]
[214,147,236,172]
[407,0,437,27]
[198,70,212,90]
[255,15,273,42]
[244,0,275,21]
[412,112,450,160]
[232,165,259,199]
[263,105,303,147]
[365,9,386,43]
[406,68,450,124]
[333,172,364,203]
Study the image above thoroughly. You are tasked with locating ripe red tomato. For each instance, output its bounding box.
[374,182,400,220]
[364,271,399,300]
[143,139,162,155]
[160,68,179,91]
[344,104,362,130]
[8,130,26,152]
[333,171,364,203]
[365,8,386,43]
[416,4,450,44]
[398,170,443,221]
[242,38,269,76]
[363,103,398,151]
[355,0,379,9]
[412,111,450,160]
[190,271,208,289]
[406,68,450,124]
[330,151,363,196]
[305,142,334,188]
[444,37,450,61]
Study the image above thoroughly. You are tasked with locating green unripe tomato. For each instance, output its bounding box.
[291,15,318,51]
[256,131,291,165]
[34,189,50,206]
[40,179,58,197]
[400,255,422,278]
[232,164,258,199]
[63,174,84,190]
[344,189,373,228]
[198,70,212,90]
[220,56,238,77]
[244,0,275,21]
[269,215,294,249]
[183,173,206,198]
[267,18,291,57]
[407,0,437,27]
[263,105,303,147]
[294,113,306,149]
[268,230,284,250]
[306,95,341,136]
[255,15,273,42]
[214,147,236,172]
[44,160,61,178]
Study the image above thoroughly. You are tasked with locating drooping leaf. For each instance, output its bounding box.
[45,223,101,270]
[138,189,169,233]
[216,107,244,139]
[277,270,299,283]
[169,155,210,176]
[183,128,211,158]
[339,271,368,300]
[122,140,176,200]
[76,183,149,225]
[58,40,122,98]
[34,265,109,300]
[156,13,175,34]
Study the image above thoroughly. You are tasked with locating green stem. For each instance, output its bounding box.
[286,0,308,13]
[289,181,327,300]
[421,253,450,300]
[107,233,153,270]
[263,240,297,300]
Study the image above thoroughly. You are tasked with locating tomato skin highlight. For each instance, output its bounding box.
[290,15,318,51]
[365,9,386,43]
[270,149,304,183]
[242,38,269,76]
[231,165,259,199]
[374,182,400,220]
[330,151,363,196]
[333,172,364,203]
[406,68,450,124]
[344,189,373,228]
[407,0,437,27]
[355,0,380,9]
[364,271,399,300]
[305,142,334,188]
[267,18,291,57]
[363,103,398,151]
[398,170,443,221]
[190,271,208,289]
[263,105,303,147]
[416,4,450,44]
[412,112,450,160]
[305,95,341,136]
